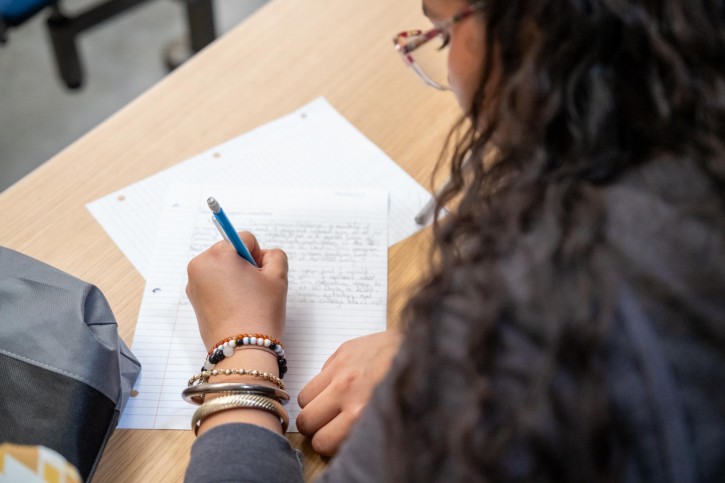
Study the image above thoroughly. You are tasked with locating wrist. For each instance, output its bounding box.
[196,350,285,437]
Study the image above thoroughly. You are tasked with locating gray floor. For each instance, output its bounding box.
[0,0,266,192]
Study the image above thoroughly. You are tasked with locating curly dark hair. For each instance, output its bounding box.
[382,0,725,481]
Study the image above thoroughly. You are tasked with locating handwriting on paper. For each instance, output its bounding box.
[191,215,387,307]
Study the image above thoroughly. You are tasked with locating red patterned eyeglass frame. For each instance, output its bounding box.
[393,1,486,90]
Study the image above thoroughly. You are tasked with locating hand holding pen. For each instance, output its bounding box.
[207,197,258,267]
[186,230,289,348]
[187,200,289,347]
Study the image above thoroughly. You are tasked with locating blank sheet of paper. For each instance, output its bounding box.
[119,184,388,431]
[87,98,430,278]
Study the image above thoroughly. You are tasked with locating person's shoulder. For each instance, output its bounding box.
[600,156,724,306]
[600,156,722,268]
[602,156,718,220]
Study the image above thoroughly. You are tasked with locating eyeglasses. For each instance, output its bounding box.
[393,2,486,91]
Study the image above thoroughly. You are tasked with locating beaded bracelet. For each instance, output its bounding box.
[207,333,284,356]
[203,334,288,378]
[182,382,290,405]
[192,394,289,435]
[188,368,285,390]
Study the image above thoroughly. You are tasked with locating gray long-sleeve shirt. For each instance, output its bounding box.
[185,158,725,482]
[185,383,389,483]
[186,361,393,483]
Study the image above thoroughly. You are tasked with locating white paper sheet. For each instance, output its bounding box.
[87,98,430,278]
[119,184,388,431]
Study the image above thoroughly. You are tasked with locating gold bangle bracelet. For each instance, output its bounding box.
[191,394,289,435]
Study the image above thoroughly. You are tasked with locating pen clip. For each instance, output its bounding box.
[212,216,231,243]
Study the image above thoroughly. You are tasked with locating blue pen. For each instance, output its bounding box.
[207,197,258,267]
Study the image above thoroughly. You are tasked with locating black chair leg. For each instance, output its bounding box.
[31,0,216,88]
[0,18,8,44]
[185,0,215,53]
[44,0,154,89]
[164,0,216,70]
[47,9,83,89]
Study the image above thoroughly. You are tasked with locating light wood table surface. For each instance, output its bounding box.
[0,0,461,480]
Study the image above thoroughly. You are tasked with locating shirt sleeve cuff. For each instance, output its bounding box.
[185,423,304,483]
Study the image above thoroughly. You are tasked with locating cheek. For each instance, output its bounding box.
[447,48,463,92]
[447,45,478,110]
[447,30,485,111]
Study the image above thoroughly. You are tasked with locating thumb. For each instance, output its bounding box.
[261,248,288,280]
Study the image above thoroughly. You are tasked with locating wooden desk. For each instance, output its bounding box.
[0,0,460,480]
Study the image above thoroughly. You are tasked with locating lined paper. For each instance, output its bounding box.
[119,184,388,431]
[87,98,431,278]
